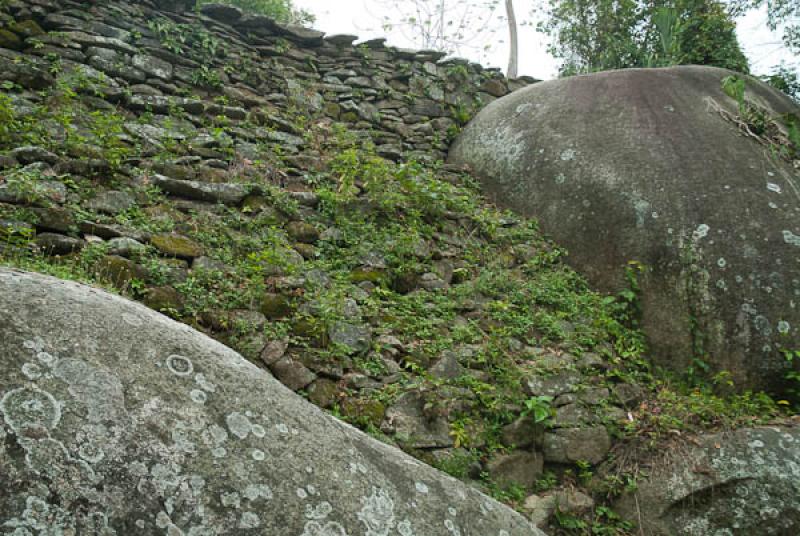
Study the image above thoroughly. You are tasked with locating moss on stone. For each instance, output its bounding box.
[0,29,22,51]
[94,255,148,288]
[151,233,204,259]
[260,292,293,319]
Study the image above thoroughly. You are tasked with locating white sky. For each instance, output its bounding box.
[293,0,796,80]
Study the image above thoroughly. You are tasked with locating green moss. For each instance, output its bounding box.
[151,233,204,259]
[0,29,21,51]
[8,20,45,38]
[340,397,386,428]
[93,255,149,290]
[143,286,185,316]
[261,292,293,319]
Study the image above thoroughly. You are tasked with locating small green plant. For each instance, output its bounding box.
[190,66,223,89]
[432,450,478,479]
[576,459,593,485]
[482,473,528,504]
[522,395,554,424]
[722,74,746,102]
[781,349,800,408]
[0,93,18,146]
[534,471,558,492]
[451,101,472,126]
[446,64,470,80]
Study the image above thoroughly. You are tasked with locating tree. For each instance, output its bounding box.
[762,61,800,101]
[539,0,749,76]
[196,0,314,25]
[666,0,750,71]
[374,0,521,77]
[506,0,520,77]
[731,0,800,52]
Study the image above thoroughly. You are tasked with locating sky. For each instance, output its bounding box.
[292,0,796,80]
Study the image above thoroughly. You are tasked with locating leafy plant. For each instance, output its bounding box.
[0,93,17,146]
[196,0,314,25]
[522,395,554,424]
[190,66,223,89]
[781,349,800,408]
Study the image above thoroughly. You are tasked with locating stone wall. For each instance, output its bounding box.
[2,0,533,165]
[0,1,635,530]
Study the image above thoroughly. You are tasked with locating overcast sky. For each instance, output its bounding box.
[293,0,795,80]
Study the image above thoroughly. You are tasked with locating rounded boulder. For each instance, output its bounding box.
[0,269,541,535]
[449,66,800,393]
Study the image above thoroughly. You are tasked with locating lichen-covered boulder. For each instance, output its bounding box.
[0,269,543,535]
[449,66,800,392]
[613,425,800,535]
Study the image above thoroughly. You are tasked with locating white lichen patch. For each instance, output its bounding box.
[194,373,216,393]
[22,362,43,380]
[693,224,710,240]
[414,482,428,494]
[514,103,532,115]
[300,520,349,536]
[783,230,800,247]
[397,520,415,536]
[778,321,791,334]
[53,358,125,423]
[239,511,261,529]
[357,487,395,536]
[0,386,62,433]
[190,390,207,405]
[166,355,194,377]
[754,315,772,337]
[305,502,333,520]
[226,412,252,440]
[767,182,782,194]
[35,351,56,367]
[560,149,577,161]
[444,519,462,536]
[243,483,273,502]
[221,491,240,508]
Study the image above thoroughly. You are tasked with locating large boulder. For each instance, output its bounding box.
[0,269,542,536]
[449,66,800,392]
[613,425,800,535]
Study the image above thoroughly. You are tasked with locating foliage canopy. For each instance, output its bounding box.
[539,0,749,76]
[196,0,314,24]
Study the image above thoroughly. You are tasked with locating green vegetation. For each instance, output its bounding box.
[762,61,800,102]
[196,0,314,25]
[540,0,749,76]
[781,349,800,408]
[0,18,795,532]
[554,505,635,535]
[522,395,555,424]
[0,93,17,145]
[148,17,225,61]
[719,74,800,162]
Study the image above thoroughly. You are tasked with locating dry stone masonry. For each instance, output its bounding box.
[1,1,799,534]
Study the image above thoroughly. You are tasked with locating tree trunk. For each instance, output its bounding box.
[506,0,519,78]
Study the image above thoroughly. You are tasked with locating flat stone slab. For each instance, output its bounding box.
[0,268,543,536]
[151,174,249,205]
